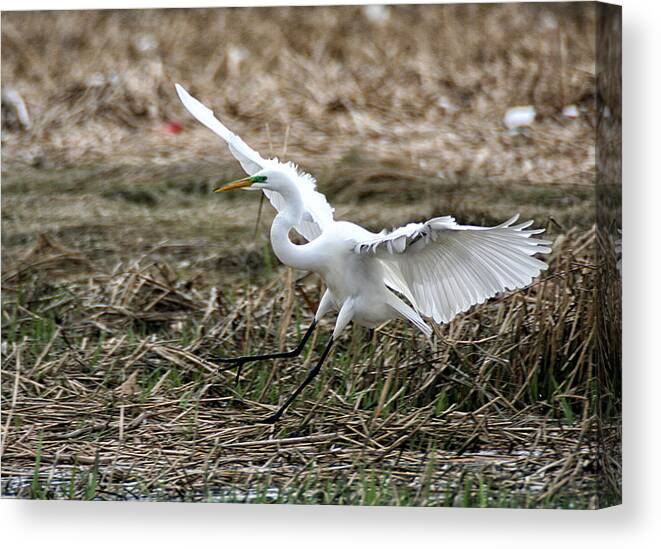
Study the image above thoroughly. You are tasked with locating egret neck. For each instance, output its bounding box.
[269,183,314,271]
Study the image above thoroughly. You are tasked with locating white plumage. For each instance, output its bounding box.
[176,82,551,332]
[176,84,333,242]
[175,82,552,420]
[354,214,551,324]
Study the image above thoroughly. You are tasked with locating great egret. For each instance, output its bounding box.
[175,83,551,423]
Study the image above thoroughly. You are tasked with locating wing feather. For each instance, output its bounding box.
[175,83,333,241]
[355,215,551,324]
[175,83,264,174]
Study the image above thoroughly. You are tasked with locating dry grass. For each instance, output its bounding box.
[3,4,597,184]
[1,226,621,506]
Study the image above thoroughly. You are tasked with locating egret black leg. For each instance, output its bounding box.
[214,320,317,374]
[260,336,335,424]
[216,320,317,365]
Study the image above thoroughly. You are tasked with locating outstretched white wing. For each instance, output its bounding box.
[175,83,264,174]
[354,215,551,324]
[175,83,333,241]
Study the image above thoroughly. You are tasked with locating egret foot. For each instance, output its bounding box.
[256,413,281,425]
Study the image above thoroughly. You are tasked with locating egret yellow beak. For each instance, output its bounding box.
[213,176,254,193]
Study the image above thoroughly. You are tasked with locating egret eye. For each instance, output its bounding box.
[252,175,268,183]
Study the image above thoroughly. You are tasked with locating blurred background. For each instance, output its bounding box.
[2,3,598,275]
[2,4,595,176]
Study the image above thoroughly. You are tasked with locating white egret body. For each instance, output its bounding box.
[175,84,551,421]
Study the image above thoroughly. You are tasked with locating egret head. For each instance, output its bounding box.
[213,169,294,195]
